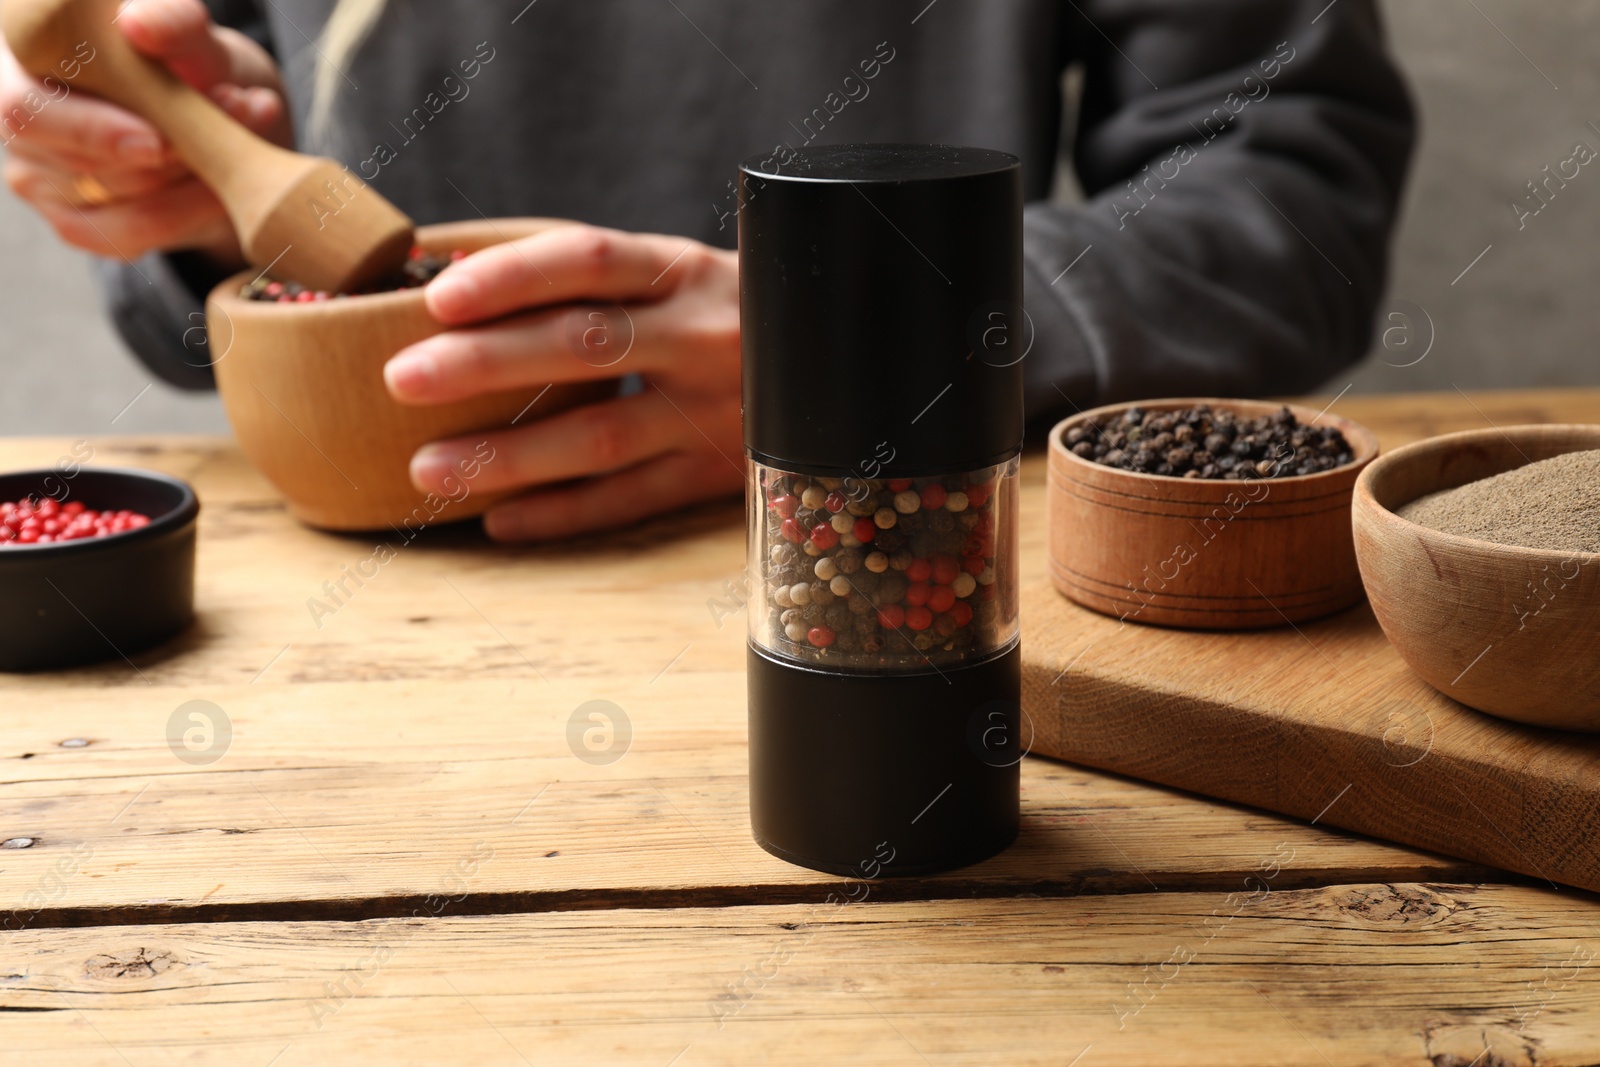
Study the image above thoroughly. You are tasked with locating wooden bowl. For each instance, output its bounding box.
[206,218,611,531]
[1353,424,1600,730]
[1047,398,1379,629]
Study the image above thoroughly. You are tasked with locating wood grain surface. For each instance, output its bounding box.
[2,388,1598,1066]
[5,884,1600,1067]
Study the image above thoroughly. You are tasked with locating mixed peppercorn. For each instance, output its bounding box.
[1064,404,1355,479]
[240,247,463,302]
[757,466,1014,668]
[0,497,151,546]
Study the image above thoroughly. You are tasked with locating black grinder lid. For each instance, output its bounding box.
[739,144,1024,476]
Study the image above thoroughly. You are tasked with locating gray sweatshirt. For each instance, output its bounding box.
[106,0,1415,433]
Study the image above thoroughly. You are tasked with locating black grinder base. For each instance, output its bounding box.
[747,641,1021,877]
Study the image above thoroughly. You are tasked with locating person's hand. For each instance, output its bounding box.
[384,225,745,542]
[0,0,290,267]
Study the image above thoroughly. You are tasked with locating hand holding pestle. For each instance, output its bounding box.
[1,0,414,291]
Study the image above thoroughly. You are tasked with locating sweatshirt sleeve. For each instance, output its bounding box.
[98,0,271,391]
[1019,0,1415,429]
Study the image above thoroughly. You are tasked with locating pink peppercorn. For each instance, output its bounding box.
[807,626,836,648]
[0,498,151,546]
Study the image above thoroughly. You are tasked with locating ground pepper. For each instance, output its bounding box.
[1398,449,1600,553]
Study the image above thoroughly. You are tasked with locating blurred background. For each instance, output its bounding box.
[3,0,1596,434]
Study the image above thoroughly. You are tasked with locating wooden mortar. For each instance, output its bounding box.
[206,218,612,532]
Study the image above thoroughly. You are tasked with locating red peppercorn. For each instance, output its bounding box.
[966,482,992,507]
[962,554,985,575]
[949,601,974,627]
[807,625,836,648]
[887,478,913,492]
[906,558,932,583]
[810,523,840,550]
[0,498,152,547]
[824,491,847,513]
[931,556,960,585]
[904,582,932,607]
[852,517,876,544]
[771,494,798,518]
[983,584,998,601]
[928,585,956,613]
[905,606,933,631]
[919,483,947,510]
[877,604,906,629]
[780,518,805,543]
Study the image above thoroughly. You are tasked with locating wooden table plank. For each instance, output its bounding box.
[0,675,1489,924]
[4,883,1599,1066]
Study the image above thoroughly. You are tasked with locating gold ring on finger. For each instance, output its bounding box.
[71,173,115,206]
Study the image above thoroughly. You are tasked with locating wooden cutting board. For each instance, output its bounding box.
[1020,577,1600,893]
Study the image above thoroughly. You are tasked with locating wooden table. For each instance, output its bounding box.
[3,389,1598,1066]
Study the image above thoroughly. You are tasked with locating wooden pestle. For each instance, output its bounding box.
[2,0,414,292]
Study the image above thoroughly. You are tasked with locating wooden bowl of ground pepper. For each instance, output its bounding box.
[1047,397,1379,629]
[205,218,612,532]
[1354,424,1600,730]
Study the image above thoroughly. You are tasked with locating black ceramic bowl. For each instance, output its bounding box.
[0,468,198,672]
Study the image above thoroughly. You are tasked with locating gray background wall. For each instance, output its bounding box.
[2,0,1595,435]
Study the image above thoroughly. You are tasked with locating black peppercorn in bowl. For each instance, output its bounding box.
[1047,398,1379,629]
[0,468,198,672]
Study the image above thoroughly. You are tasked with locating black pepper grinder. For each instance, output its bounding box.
[741,143,1025,877]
